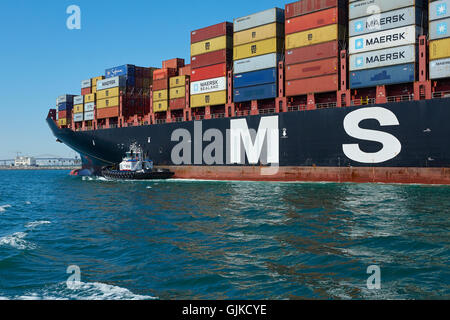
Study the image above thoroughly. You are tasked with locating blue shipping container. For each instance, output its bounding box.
[58,103,73,112]
[105,64,136,78]
[233,68,277,89]
[234,83,277,103]
[350,64,415,89]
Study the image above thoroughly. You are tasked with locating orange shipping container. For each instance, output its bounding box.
[179,65,192,77]
[97,106,119,119]
[286,58,338,81]
[170,98,187,110]
[286,74,339,96]
[285,8,339,35]
[163,58,185,69]
[153,68,177,81]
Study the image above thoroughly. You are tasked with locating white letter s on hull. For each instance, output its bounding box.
[343,107,402,164]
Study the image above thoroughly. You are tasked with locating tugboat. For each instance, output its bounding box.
[101,143,174,180]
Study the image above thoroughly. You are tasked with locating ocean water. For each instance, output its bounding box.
[0,170,448,300]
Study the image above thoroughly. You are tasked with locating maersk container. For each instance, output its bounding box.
[191,77,227,95]
[234,8,285,33]
[234,68,277,89]
[349,26,421,54]
[430,57,450,79]
[429,18,450,40]
[74,96,84,105]
[349,63,415,89]
[233,83,277,103]
[349,7,422,37]
[84,111,95,121]
[105,64,135,78]
[349,0,423,20]
[96,76,126,91]
[74,113,83,123]
[349,45,416,71]
[56,95,75,105]
[84,102,95,112]
[81,79,91,89]
[429,0,450,21]
[234,53,281,74]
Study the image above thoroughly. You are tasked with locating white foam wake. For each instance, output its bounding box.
[0,204,11,212]
[25,221,51,229]
[0,232,36,250]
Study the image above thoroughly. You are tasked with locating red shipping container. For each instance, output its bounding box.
[286,58,338,81]
[152,79,169,91]
[191,49,232,69]
[97,106,119,119]
[285,0,345,19]
[135,67,143,77]
[286,74,338,96]
[285,41,339,65]
[162,58,185,69]
[58,110,70,119]
[81,87,91,95]
[286,8,342,35]
[191,22,233,44]
[153,68,177,81]
[135,78,143,88]
[169,98,186,110]
[179,65,192,77]
[191,63,227,82]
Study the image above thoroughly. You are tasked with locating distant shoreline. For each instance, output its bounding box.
[0,166,81,171]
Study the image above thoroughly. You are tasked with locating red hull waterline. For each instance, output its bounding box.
[161,166,450,185]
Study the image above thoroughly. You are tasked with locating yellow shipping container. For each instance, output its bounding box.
[153,90,168,102]
[153,100,168,113]
[58,119,67,126]
[91,76,104,87]
[170,76,186,88]
[169,87,186,99]
[92,86,97,94]
[97,97,119,109]
[85,93,96,103]
[234,23,284,46]
[430,38,450,61]
[191,90,227,108]
[234,37,284,60]
[97,87,120,100]
[191,36,233,57]
[74,104,84,114]
[286,24,344,50]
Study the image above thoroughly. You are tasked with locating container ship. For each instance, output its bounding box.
[47,0,450,184]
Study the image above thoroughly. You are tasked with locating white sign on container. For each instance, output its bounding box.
[84,102,95,112]
[430,57,450,79]
[429,0,450,21]
[96,76,125,91]
[234,53,279,74]
[349,25,420,54]
[350,45,416,71]
[74,96,84,105]
[191,77,227,95]
[349,7,418,37]
[349,0,419,20]
[234,7,284,32]
[56,95,74,105]
[81,79,91,89]
[84,111,95,121]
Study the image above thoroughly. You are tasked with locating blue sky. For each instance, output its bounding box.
[0,0,287,160]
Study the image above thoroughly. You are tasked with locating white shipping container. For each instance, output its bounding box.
[84,102,95,112]
[350,45,416,71]
[56,95,74,105]
[81,79,91,89]
[74,113,84,122]
[429,0,450,21]
[191,77,227,95]
[349,26,420,54]
[349,0,420,20]
[349,7,419,37]
[234,53,279,74]
[84,111,95,121]
[234,8,284,33]
[429,18,450,40]
[430,57,450,79]
[74,95,84,105]
[96,76,126,91]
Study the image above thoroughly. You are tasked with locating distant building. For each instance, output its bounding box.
[15,156,37,167]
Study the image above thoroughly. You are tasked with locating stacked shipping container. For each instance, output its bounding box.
[190,22,233,109]
[56,95,75,127]
[348,0,426,88]
[73,95,84,123]
[285,0,346,97]
[96,76,126,119]
[429,0,450,79]
[152,66,178,113]
[233,8,285,102]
